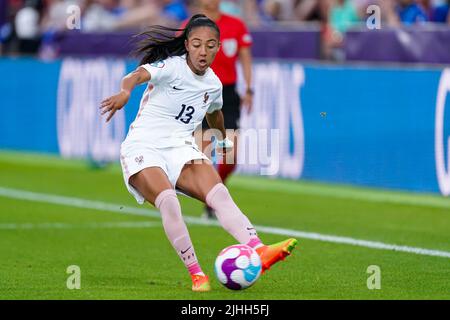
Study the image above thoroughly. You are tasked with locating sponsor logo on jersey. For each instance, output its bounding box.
[203,92,210,104]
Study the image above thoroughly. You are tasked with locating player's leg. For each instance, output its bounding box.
[177,160,262,246]
[176,160,298,273]
[198,85,240,219]
[194,124,217,220]
[129,168,210,291]
[129,167,173,205]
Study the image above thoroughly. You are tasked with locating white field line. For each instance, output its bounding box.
[230,178,450,210]
[0,221,161,230]
[1,186,449,259]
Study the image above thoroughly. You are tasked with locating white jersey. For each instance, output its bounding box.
[123,55,223,148]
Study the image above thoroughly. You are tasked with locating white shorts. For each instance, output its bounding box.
[120,142,210,204]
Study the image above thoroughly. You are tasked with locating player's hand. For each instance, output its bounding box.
[100,90,130,122]
[216,137,234,155]
[241,91,253,114]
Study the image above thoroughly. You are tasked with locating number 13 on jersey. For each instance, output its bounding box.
[175,104,195,124]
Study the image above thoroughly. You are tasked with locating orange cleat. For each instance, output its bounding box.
[191,274,211,292]
[256,238,298,273]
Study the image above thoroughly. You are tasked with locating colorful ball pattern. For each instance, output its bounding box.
[214,244,262,290]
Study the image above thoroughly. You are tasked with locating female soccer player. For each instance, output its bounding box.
[100,14,297,292]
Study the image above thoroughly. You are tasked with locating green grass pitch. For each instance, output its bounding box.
[0,150,449,299]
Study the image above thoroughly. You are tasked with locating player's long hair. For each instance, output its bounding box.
[134,14,220,66]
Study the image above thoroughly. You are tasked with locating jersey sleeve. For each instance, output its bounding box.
[207,88,223,114]
[140,58,176,85]
[237,19,252,48]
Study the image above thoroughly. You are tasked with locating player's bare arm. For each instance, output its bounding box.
[100,67,151,122]
[205,109,226,139]
[239,46,253,113]
[205,110,233,153]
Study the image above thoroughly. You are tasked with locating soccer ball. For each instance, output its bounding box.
[214,244,262,290]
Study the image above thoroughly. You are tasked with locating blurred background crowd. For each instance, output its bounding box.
[1,0,449,57]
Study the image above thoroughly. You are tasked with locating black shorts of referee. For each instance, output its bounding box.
[202,84,241,130]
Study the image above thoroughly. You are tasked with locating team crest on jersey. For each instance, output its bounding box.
[203,92,210,104]
[222,39,238,57]
[150,61,165,68]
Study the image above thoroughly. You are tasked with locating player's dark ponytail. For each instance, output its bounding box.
[134,14,220,66]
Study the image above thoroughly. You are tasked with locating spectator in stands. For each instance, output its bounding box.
[354,0,404,27]
[82,0,127,32]
[329,0,359,34]
[41,0,77,32]
[415,0,449,22]
[262,0,299,23]
[40,0,119,33]
[42,0,189,33]
[113,0,188,30]
[417,0,433,19]
[161,0,189,22]
[120,0,140,10]
[0,0,7,31]
[0,0,9,53]
[321,0,360,61]
[13,0,45,53]
[295,0,328,22]
[395,0,428,24]
[262,0,327,23]
[219,0,242,16]
[429,0,450,22]
[218,0,262,26]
